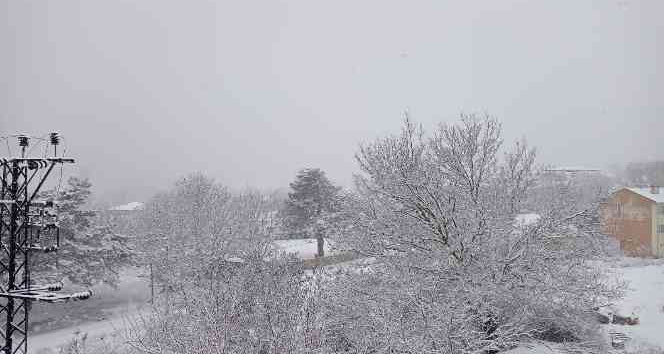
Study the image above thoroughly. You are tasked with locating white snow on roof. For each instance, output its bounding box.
[545,166,601,172]
[108,201,145,211]
[625,187,664,203]
[224,256,245,264]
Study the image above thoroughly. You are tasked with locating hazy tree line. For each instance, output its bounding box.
[614,160,664,187]
[44,115,625,353]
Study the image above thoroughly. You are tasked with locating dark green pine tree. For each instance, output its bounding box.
[281,168,340,256]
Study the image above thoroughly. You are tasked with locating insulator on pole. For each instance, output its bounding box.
[18,135,29,157]
[49,132,60,146]
[70,290,92,300]
[42,246,58,253]
[46,282,63,291]
[50,132,60,157]
[17,135,29,147]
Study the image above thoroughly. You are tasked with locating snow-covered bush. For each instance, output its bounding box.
[129,173,329,353]
[328,115,621,353]
[125,254,327,354]
[137,173,282,306]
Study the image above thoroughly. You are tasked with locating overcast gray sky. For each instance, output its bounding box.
[1,0,662,203]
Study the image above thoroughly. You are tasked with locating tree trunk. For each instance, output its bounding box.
[316,232,325,258]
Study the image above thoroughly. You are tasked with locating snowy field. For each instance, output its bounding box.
[108,201,145,211]
[272,238,337,260]
[603,258,664,351]
[31,311,138,354]
[506,257,664,353]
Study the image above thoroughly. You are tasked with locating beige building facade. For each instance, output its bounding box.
[601,186,664,257]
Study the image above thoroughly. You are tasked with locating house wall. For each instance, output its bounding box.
[601,189,654,257]
[652,204,657,256]
[656,203,664,257]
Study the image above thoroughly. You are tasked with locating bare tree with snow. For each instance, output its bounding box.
[327,114,621,353]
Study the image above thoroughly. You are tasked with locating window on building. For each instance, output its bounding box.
[659,205,664,215]
[658,225,664,234]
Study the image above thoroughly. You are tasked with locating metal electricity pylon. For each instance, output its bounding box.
[0,134,91,354]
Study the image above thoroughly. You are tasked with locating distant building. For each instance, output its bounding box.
[600,186,664,257]
[103,201,145,235]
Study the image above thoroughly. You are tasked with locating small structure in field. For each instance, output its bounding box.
[600,186,664,257]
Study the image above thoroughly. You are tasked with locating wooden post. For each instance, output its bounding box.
[149,262,154,307]
[316,231,324,258]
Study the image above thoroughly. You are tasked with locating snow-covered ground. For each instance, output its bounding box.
[272,238,337,260]
[108,201,145,211]
[505,257,664,353]
[31,310,138,354]
[603,258,664,350]
[515,213,541,227]
[502,344,562,354]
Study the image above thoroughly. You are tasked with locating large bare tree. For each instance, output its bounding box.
[328,114,620,353]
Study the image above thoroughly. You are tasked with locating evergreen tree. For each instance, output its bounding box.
[280,168,340,255]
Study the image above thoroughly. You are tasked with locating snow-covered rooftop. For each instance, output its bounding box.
[514,213,541,227]
[108,201,145,211]
[545,166,602,172]
[624,187,664,203]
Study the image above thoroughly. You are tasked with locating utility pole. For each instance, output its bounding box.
[0,134,91,354]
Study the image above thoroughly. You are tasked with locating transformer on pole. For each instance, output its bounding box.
[0,134,91,354]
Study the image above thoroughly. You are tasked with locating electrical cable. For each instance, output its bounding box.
[56,136,66,196]
[42,138,49,158]
[26,134,48,157]
[3,136,12,157]
[54,135,66,283]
